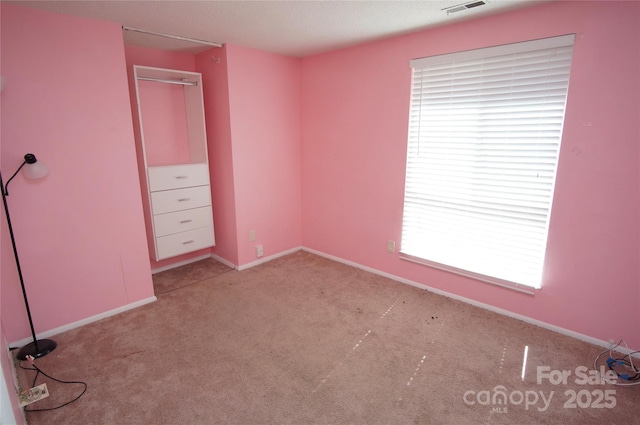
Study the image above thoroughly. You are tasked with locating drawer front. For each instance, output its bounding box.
[155,226,215,260]
[148,163,210,192]
[151,185,211,215]
[153,206,213,237]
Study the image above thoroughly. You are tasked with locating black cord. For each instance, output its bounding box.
[19,360,87,412]
[621,351,640,364]
[605,351,640,382]
[594,341,640,386]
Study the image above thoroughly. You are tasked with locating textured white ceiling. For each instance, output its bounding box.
[11,0,542,57]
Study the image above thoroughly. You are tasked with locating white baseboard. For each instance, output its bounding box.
[301,247,638,355]
[9,248,636,358]
[210,253,236,270]
[237,246,302,271]
[9,296,157,348]
[8,247,295,347]
[1,348,20,425]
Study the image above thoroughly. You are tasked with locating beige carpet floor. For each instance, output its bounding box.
[13,251,639,424]
[151,257,233,295]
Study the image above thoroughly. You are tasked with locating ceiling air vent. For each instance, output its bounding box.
[444,1,487,15]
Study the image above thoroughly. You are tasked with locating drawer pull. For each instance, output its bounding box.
[179,219,193,224]
[174,175,188,179]
[177,198,191,202]
[182,240,195,245]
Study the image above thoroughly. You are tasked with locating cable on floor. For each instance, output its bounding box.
[19,355,87,411]
[593,339,640,386]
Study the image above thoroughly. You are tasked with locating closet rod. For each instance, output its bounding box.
[137,76,198,86]
[122,26,222,48]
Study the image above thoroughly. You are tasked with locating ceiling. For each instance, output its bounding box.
[11,0,542,57]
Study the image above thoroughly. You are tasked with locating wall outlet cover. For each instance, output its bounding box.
[387,240,396,253]
[18,383,49,407]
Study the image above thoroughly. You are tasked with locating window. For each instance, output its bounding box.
[401,35,575,290]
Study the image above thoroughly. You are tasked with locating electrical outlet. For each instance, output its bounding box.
[249,230,256,242]
[387,240,396,253]
[18,383,49,407]
[256,245,264,258]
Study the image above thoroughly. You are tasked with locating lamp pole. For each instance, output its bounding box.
[1,155,56,360]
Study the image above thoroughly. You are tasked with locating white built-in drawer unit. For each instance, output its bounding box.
[153,206,213,237]
[133,65,215,262]
[150,185,212,215]
[148,163,210,192]
[148,164,215,260]
[156,226,215,260]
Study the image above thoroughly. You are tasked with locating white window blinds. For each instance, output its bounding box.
[401,34,575,289]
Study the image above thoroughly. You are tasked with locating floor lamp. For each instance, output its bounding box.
[1,153,57,360]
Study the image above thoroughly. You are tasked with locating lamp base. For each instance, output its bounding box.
[16,339,57,360]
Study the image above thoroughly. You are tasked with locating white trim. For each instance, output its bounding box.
[151,254,211,274]
[236,247,302,271]
[9,296,157,348]
[210,253,236,270]
[5,249,638,359]
[399,253,536,295]
[1,360,19,425]
[122,26,223,48]
[4,341,25,424]
[301,247,633,353]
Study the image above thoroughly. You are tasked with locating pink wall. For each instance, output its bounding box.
[0,24,21,423]
[223,45,302,266]
[0,4,154,343]
[301,1,640,348]
[0,146,24,424]
[195,46,239,265]
[124,45,197,72]
[137,80,191,166]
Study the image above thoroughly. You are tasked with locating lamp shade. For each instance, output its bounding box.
[22,155,49,180]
